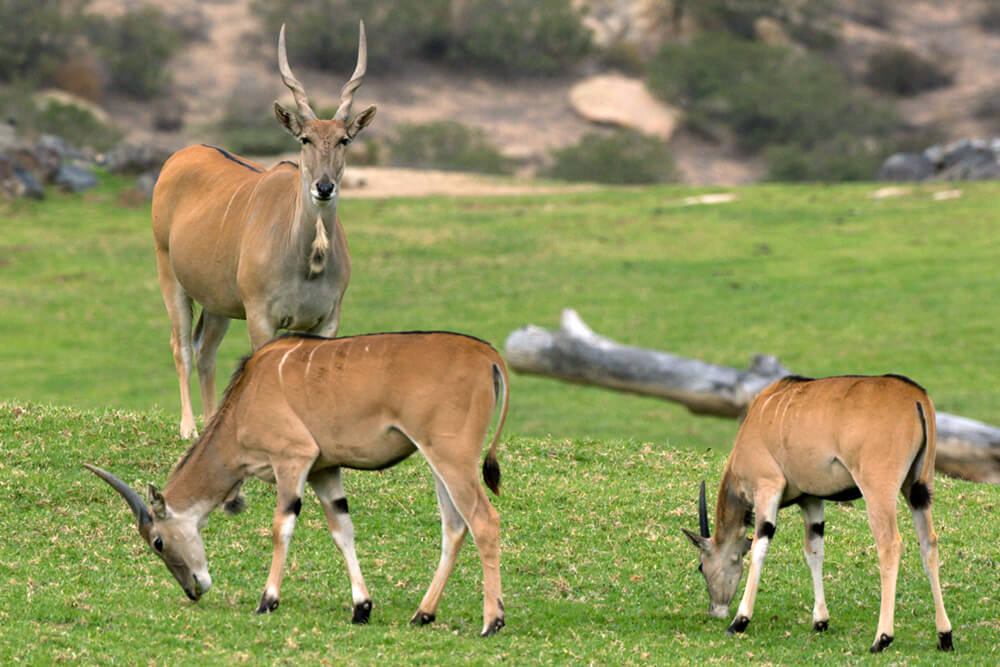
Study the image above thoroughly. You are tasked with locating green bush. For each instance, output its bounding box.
[545,129,677,185]
[86,6,183,99]
[0,0,87,84]
[651,34,900,153]
[863,45,953,97]
[34,99,122,152]
[688,0,838,49]
[647,33,907,181]
[216,78,297,156]
[0,86,122,152]
[250,0,451,72]
[764,134,881,182]
[388,121,514,174]
[447,0,592,75]
[252,0,589,76]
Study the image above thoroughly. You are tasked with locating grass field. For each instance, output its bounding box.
[1,404,997,664]
[2,176,1000,663]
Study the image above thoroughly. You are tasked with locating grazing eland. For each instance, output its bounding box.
[152,22,375,438]
[86,331,509,636]
[682,374,953,653]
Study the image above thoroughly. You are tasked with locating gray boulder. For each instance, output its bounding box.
[878,152,935,181]
[102,142,174,174]
[54,164,99,192]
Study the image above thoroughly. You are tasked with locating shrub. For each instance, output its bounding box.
[0,0,86,84]
[0,86,122,152]
[216,76,297,156]
[863,45,953,97]
[545,129,677,185]
[650,34,899,153]
[250,0,451,73]
[688,0,838,50]
[86,5,183,99]
[447,0,592,75]
[51,56,104,102]
[764,134,881,182]
[647,33,907,181]
[252,0,590,76]
[34,98,122,152]
[388,121,514,174]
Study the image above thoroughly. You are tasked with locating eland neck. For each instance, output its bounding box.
[294,176,340,279]
[163,413,245,517]
[715,473,753,544]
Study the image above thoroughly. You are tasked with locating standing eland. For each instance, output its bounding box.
[682,374,953,653]
[86,331,509,636]
[152,22,375,438]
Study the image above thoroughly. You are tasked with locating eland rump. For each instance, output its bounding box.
[152,23,376,438]
[682,374,953,653]
[86,331,509,637]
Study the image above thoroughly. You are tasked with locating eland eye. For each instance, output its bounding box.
[339,136,351,146]
[697,563,703,573]
[300,136,312,145]
[153,536,164,552]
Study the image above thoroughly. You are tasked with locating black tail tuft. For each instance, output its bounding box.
[482,455,501,496]
[909,481,932,510]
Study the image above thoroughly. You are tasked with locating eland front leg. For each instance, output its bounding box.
[309,467,373,624]
[799,497,830,632]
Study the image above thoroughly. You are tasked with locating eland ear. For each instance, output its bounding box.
[148,484,168,520]
[347,104,376,138]
[681,527,711,552]
[274,102,303,137]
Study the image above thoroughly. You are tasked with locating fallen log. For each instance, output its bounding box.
[505,309,1000,484]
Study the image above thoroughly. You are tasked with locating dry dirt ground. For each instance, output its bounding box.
[93,0,1000,194]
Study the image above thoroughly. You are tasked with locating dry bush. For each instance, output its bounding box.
[51,56,104,103]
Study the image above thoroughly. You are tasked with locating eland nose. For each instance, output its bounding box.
[315,180,335,199]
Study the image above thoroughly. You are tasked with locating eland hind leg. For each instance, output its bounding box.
[410,473,470,628]
[410,423,504,637]
[860,486,903,653]
[906,492,953,650]
[309,467,373,624]
[193,310,230,421]
[155,249,198,438]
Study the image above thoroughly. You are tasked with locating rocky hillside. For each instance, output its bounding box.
[74,1,1000,185]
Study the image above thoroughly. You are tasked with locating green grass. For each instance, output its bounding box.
[1,403,996,664]
[2,177,1000,448]
[2,176,1000,662]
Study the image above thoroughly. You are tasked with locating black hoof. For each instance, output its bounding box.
[727,616,750,634]
[352,599,372,624]
[938,630,954,651]
[481,616,505,637]
[256,593,279,614]
[410,611,435,626]
[869,633,894,653]
[813,620,829,632]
